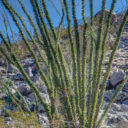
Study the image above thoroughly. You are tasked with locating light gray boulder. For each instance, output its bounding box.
[7,64,18,73]
[110,71,126,87]
[17,86,31,96]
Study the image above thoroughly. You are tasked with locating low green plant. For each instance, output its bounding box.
[0,111,42,128]
[0,0,128,128]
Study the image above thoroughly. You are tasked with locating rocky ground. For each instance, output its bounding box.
[0,27,128,128]
[100,28,128,128]
[0,58,50,127]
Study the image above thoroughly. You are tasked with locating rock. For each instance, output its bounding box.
[10,88,16,94]
[120,104,128,112]
[32,65,38,76]
[41,93,50,104]
[106,80,111,90]
[5,96,12,103]
[17,86,31,96]
[95,9,118,25]
[29,104,35,112]
[0,58,5,66]
[41,85,47,93]
[15,81,27,87]
[4,117,12,122]
[0,93,6,100]
[108,34,116,49]
[21,57,34,68]
[104,90,115,102]
[25,67,33,77]
[7,64,18,73]
[34,77,46,91]
[5,104,13,111]
[0,67,6,74]
[116,91,128,103]
[101,102,128,128]
[28,93,35,102]
[28,93,50,112]
[122,100,128,105]
[122,82,128,92]
[4,117,15,126]
[31,74,39,82]
[110,71,126,88]
[0,109,2,116]
[38,103,45,112]
[111,103,121,112]
[22,96,31,105]
[13,73,24,81]
[39,113,50,128]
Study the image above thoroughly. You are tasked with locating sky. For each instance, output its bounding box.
[0,0,127,42]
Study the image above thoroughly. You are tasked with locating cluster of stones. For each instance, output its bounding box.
[100,26,128,128]
[0,58,50,127]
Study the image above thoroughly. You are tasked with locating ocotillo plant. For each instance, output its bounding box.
[0,0,128,128]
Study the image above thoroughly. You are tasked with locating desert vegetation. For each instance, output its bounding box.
[0,0,128,128]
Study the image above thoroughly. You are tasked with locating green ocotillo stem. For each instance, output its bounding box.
[63,0,81,116]
[0,30,52,120]
[18,0,46,49]
[89,1,106,128]
[57,1,78,121]
[8,3,48,69]
[6,94,23,113]
[38,0,76,120]
[72,0,82,109]
[80,0,88,127]
[72,1,85,119]
[12,83,31,113]
[36,0,74,93]
[87,0,95,121]
[34,0,76,120]
[1,80,31,113]
[34,93,38,113]
[18,0,49,69]
[31,0,75,121]
[22,0,62,118]
[95,8,128,127]
[0,47,14,64]
[94,0,117,125]
[18,0,55,97]
[97,77,128,128]
[2,14,11,44]
[29,0,62,92]
[31,0,62,90]
[40,0,69,72]
[2,0,51,93]
[34,0,66,90]
[48,0,62,18]
[2,8,15,43]
[0,80,23,112]
[34,0,67,84]
[40,0,57,40]
[4,2,55,116]
[56,2,64,51]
